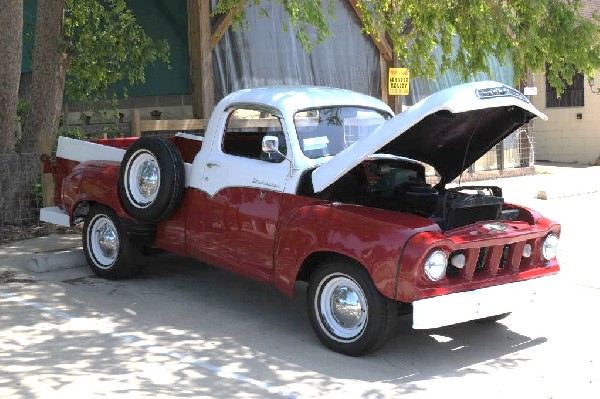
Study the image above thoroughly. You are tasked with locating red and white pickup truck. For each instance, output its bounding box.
[41,81,560,356]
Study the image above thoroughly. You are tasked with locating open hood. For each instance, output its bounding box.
[312,81,547,192]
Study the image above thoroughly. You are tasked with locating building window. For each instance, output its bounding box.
[546,68,584,108]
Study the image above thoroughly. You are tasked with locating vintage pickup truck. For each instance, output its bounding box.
[41,81,560,356]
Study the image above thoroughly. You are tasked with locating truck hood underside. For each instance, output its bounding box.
[312,81,547,192]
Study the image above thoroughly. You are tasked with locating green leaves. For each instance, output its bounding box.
[59,0,600,103]
[541,0,600,94]
[63,0,170,107]
[360,0,600,95]
[217,0,599,95]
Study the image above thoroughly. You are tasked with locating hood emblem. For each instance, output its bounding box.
[480,222,508,233]
[475,85,528,103]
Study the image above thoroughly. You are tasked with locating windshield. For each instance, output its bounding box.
[294,106,390,159]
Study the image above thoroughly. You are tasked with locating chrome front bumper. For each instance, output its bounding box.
[412,275,558,329]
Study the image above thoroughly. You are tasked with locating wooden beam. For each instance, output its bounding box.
[227,118,282,129]
[137,117,281,134]
[346,0,393,63]
[211,0,246,50]
[139,118,207,132]
[188,0,214,118]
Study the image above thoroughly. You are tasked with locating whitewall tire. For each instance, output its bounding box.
[307,259,397,356]
[118,136,184,222]
[83,205,139,279]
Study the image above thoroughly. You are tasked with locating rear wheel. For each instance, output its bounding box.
[83,205,139,279]
[307,259,397,356]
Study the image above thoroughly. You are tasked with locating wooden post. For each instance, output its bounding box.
[40,133,54,208]
[188,0,214,119]
[40,133,55,232]
[131,109,141,137]
[380,54,390,106]
[392,53,403,114]
[346,0,395,110]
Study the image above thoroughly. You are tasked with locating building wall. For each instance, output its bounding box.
[61,0,383,126]
[27,0,384,126]
[530,71,600,165]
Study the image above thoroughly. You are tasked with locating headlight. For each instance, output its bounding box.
[542,233,559,261]
[424,250,448,281]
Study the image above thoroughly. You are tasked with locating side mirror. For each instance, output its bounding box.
[262,135,279,153]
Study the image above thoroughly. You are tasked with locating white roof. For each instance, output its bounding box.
[218,86,393,115]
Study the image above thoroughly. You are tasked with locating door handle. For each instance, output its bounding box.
[206,162,219,168]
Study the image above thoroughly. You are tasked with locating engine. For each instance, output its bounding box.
[304,158,523,231]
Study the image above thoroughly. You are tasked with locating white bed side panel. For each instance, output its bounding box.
[56,136,126,163]
[56,136,192,187]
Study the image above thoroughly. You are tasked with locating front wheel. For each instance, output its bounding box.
[83,205,139,279]
[307,259,397,356]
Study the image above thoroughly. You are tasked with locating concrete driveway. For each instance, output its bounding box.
[1,165,599,398]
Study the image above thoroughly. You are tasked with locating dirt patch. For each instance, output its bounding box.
[62,276,99,286]
[0,270,37,284]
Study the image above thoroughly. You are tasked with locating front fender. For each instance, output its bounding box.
[62,160,128,220]
[272,198,440,299]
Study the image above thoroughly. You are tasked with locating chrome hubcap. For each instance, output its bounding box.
[137,159,159,199]
[89,215,119,268]
[317,274,368,342]
[331,285,364,329]
[97,221,118,259]
[126,150,160,207]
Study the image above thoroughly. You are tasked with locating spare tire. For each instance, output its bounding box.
[118,136,185,222]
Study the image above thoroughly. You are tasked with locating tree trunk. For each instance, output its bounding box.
[0,0,23,154]
[20,0,69,156]
[3,0,69,229]
[187,0,214,118]
[0,0,29,229]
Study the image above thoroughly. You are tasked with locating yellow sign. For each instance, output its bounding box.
[388,68,410,95]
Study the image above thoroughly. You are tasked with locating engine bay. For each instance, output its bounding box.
[305,157,524,231]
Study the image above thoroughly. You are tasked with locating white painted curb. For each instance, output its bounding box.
[26,250,87,273]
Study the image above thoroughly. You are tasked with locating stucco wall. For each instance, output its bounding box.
[530,71,600,165]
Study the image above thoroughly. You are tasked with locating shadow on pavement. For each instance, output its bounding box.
[1,251,548,398]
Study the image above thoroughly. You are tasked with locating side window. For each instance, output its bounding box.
[545,65,584,108]
[222,108,287,163]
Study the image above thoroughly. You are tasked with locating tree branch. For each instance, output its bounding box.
[346,0,393,62]
[211,0,246,50]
